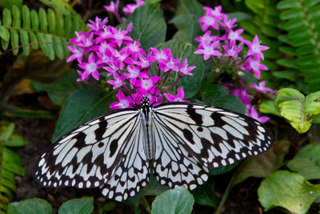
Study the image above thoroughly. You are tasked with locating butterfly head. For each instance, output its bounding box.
[141,97,150,106]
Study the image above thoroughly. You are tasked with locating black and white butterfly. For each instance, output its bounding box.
[33,97,273,201]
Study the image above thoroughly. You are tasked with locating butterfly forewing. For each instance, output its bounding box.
[33,108,149,201]
[153,103,273,169]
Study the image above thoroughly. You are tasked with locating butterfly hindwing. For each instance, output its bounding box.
[33,109,149,201]
[153,102,273,169]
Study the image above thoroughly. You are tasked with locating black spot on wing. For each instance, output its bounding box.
[109,139,118,157]
[183,129,195,145]
[95,118,108,141]
[187,105,203,125]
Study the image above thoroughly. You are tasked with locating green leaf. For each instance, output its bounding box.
[259,100,281,117]
[121,4,166,51]
[31,70,85,106]
[52,87,115,143]
[287,144,320,180]
[5,133,27,147]
[38,0,77,15]
[8,198,52,214]
[233,140,289,186]
[176,0,204,18]
[191,178,217,208]
[0,0,22,9]
[0,26,10,41]
[275,88,320,133]
[151,186,194,214]
[0,122,15,141]
[258,170,320,214]
[58,197,94,214]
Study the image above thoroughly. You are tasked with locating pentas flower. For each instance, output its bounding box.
[67,46,84,63]
[107,74,125,89]
[228,29,244,42]
[78,53,100,80]
[219,17,237,31]
[194,41,222,60]
[195,31,220,47]
[179,59,195,76]
[68,16,195,109]
[164,87,189,102]
[87,17,108,32]
[107,28,133,47]
[223,43,242,58]
[110,90,133,109]
[246,105,269,123]
[104,0,119,16]
[134,76,161,95]
[198,15,220,31]
[245,56,268,79]
[123,0,144,16]
[250,81,275,94]
[162,54,181,72]
[245,35,269,60]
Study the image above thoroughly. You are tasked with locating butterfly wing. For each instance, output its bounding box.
[33,109,149,201]
[152,102,273,189]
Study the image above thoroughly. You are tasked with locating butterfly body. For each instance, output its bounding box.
[34,99,273,201]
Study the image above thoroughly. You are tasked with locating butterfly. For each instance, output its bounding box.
[33,97,273,201]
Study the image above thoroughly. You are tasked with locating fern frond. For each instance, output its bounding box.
[0,5,87,60]
[277,0,320,91]
[0,121,27,214]
[239,0,283,72]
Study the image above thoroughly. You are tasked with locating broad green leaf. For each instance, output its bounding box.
[210,161,240,176]
[8,198,52,214]
[233,140,289,186]
[31,70,84,106]
[287,144,320,180]
[52,87,115,142]
[58,197,94,214]
[176,0,204,18]
[121,4,166,51]
[151,186,194,214]
[169,14,201,45]
[191,178,217,208]
[206,94,246,115]
[258,170,320,214]
[276,88,320,133]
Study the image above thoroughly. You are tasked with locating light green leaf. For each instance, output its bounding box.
[151,186,194,214]
[259,100,281,117]
[258,170,320,214]
[287,144,320,180]
[8,198,52,214]
[58,197,94,214]
[276,88,320,133]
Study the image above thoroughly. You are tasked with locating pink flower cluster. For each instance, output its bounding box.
[67,17,195,109]
[104,0,144,23]
[194,6,275,122]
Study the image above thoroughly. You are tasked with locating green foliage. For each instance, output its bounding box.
[276,88,320,133]
[151,186,194,214]
[8,198,52,214]
[0,5,86,60]
[239,0,282,72]
[58,197,94,214]
[121,4,166,51]
[277,0,320,91]
[258,170,320,214]
[8,197,93,214]
[0,122,27,214]
[287,143,320,180]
